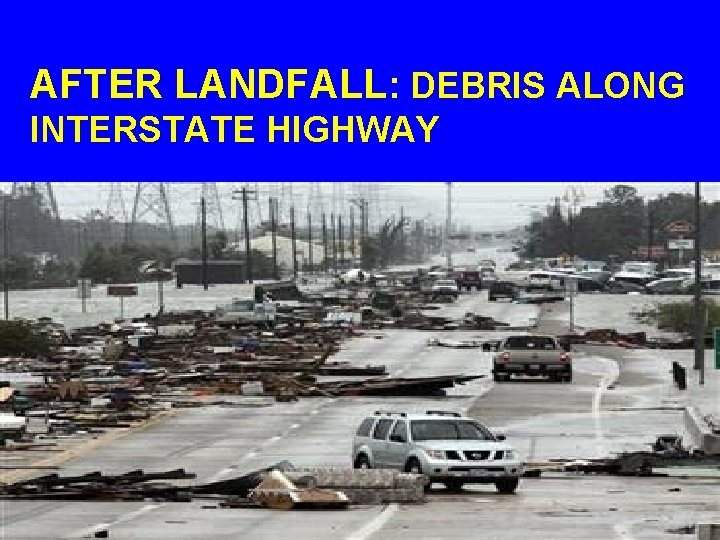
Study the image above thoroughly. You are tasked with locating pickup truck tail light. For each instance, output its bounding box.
[500,352,510,362]
[560,352,570,362]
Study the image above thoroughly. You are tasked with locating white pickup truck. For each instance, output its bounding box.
[492,335,572,382]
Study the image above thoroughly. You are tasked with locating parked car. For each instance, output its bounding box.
[454,270,482,291]
[492,335,572,382]
[607,279,647,294]
[645,277,687,295]
[431,279,460,297]
[352,410,522,493]
[488,281,517,301]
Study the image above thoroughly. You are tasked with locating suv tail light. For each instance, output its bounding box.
[500,352,510,362]
[560,352,570,362]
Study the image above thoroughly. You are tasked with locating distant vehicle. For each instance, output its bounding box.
[0,413,27,443]
[488,281,517,302]
[658,268,694,280]
[478,259,496,268]
[645,277,687,295]
[607,280,647,294]
[493,335,572,382]
[455,270,482,291]
[480,268,498,288]
[431,279,460,297]
[352,410,522,493]
[610,271,657,287]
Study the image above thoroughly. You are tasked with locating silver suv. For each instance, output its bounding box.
[352,410,522,493]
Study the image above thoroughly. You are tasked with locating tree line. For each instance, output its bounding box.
[523,185,720,263]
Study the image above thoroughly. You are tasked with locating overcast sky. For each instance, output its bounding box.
[0,182,713,231]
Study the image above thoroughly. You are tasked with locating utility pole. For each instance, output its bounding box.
[567,207,574,262]
[200,197,208,290]
[322,213,328,273]
[233,187,255,283]
[648,201,655,261]
[331,213,337,272]
[351,199,367,268]
[338,215,344,269]
[350,206,355,263]
[270,197,278,280]
[693,181,704,384]
[445,182,452,269]
[307,210,313,273]
[157,265,165,315]
[290,206,298,278]
[399,206,405,262]
[3,196,9,320]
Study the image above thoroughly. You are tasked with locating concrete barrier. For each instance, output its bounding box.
[684,407,720,455]
[284,468,426,505]
[697,523,720,540]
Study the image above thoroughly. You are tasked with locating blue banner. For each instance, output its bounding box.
[2,2,715,181]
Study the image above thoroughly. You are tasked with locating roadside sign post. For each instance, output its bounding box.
[566,278,578,333]
[76,278,91,314]
[666,221,694,266]
[107,285,138,320]
[668,238,694,266]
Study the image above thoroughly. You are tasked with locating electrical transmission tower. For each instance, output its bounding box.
[130,183,176,247]
[11,182,60,220]
[199,182,225,231]
[105,182,129,246]
[308,183,325,220]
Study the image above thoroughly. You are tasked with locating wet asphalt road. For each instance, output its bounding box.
[4,288,719,539]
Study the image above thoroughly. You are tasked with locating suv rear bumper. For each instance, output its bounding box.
[494,363,571,375]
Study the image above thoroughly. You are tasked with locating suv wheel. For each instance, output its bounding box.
[405,458,430,492]
[495,478,519,494]
[354,454,371,469]
[405,457,422,474]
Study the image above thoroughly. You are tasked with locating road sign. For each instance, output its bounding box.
[715,328,720,369]
[107,285,138,318]
[77,278,92,314]
[666,220,693,235]
[668,239,694,250]
[77,279,92,299]
[107,285,138,297]
[636,246,666,258]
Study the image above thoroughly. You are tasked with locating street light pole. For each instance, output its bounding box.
[200,197,208,290]
[290,206,297,278]
[233,188,255,283]
[270,197,278,280]
[2,196,9,320]
[693,181,704,384]
[445,182,452,269]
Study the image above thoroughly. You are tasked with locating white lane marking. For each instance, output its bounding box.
[612,523,636,540]
[311,409,320,415]
[246,451,257,458]
[591,357,620,458]
[290,423,300,429]
[73,503,160,538]
[267,435,282,443]
[345,503,399,540]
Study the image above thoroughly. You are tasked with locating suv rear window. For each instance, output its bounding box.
[356,418,375,437]
[504,336,556,350]
[373,418,393,440]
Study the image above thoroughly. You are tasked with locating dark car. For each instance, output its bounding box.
[488,281,517,301]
